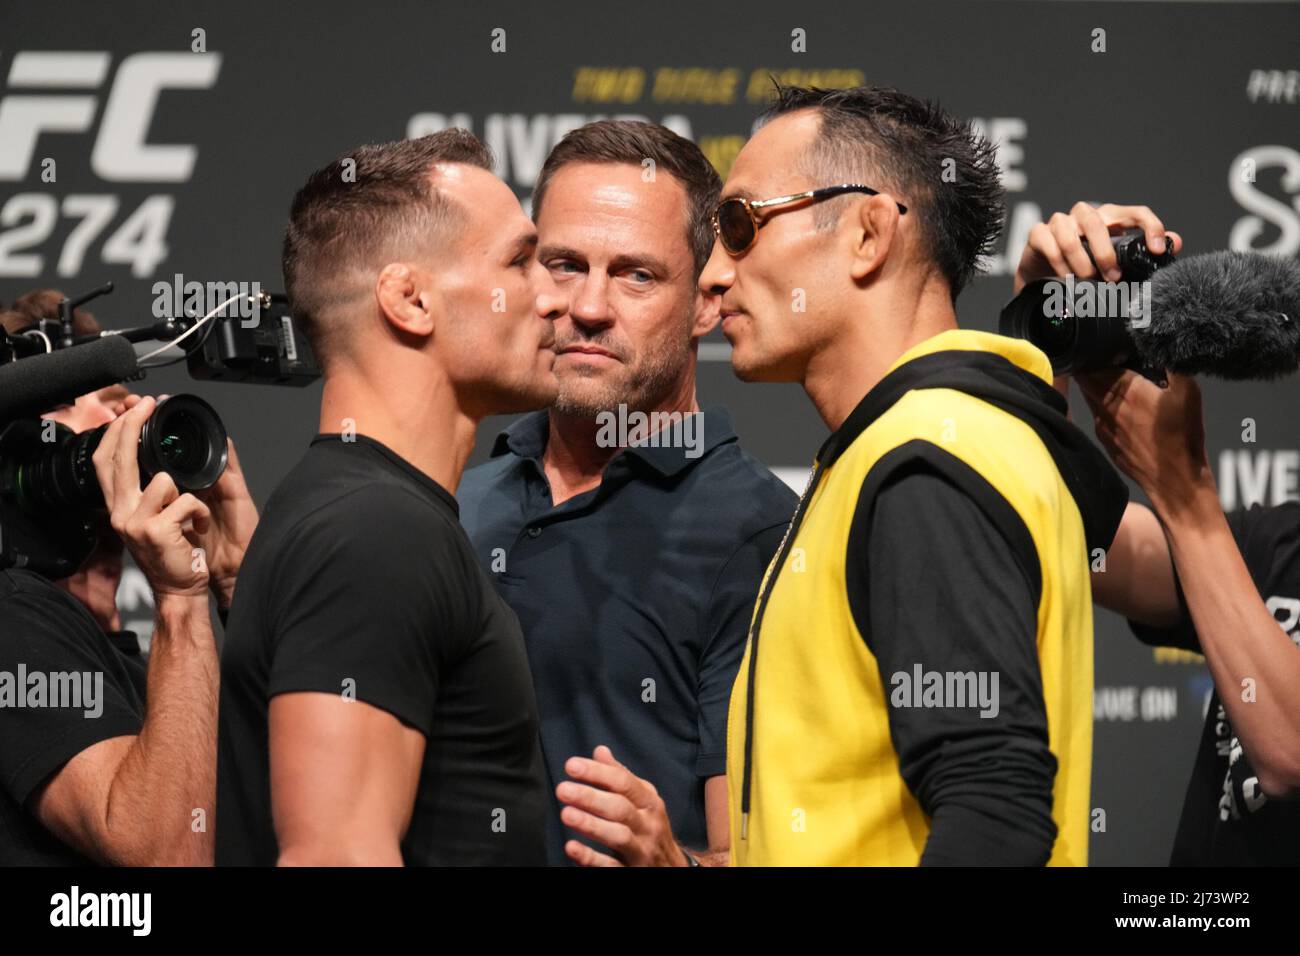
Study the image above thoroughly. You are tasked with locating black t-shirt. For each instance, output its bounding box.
[0,569,146,865]
[1130,502,1300,865]
[216,434,548,866]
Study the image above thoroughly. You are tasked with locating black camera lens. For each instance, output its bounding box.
[999,279,1134,375]
[138,395,228,493]
[1,393,228,514]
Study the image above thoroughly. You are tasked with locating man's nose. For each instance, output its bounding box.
[534,267,568,322]
[698,238,734,297]
[568,271,615,331]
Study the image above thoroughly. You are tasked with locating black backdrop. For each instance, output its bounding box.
[3,0,1299,865]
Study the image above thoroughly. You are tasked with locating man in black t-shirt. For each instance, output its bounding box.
[1023,200,1300,865]
[215,130,567,865]
[1123,503,1300,864]
[0,391,258,865]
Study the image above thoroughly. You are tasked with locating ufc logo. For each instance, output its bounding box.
[0,51,221,182]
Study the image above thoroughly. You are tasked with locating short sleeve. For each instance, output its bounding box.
[265,486,476,737]
[698,523,786,778]
[0,578,143,806]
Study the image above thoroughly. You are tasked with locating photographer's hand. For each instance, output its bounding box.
[92,395,212,598]
[1076,368,1214,518]
[195,437,258,609]
[1014,202,1182,293]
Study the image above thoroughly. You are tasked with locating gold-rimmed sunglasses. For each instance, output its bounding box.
[711,183,908,256]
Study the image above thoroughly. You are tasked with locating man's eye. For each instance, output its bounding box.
[512,255,531,270]
[626,270,653,284]
[547,260,579,274]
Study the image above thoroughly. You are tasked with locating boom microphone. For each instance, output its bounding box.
[0,335,139,421]
[1135,251,1300,380]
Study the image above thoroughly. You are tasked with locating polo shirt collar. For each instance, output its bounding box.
[490,406,737,478]
[492,409,549,460]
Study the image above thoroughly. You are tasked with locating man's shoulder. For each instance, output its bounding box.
[0,568,83,616]
[457,454,516,509]
[692,440,799,519]
[269,443,460,533]
[245,458,469,601]
[0,569,103,657]
[0,567,56,601]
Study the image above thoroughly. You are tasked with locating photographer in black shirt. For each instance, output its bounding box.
[0,294,259,865]
[1019,202,1300,865]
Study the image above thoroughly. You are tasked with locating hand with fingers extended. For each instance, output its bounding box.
[1014,201,1183,293]
[90,395,213,599]
[194,436,258,608]
[556,745,693,867]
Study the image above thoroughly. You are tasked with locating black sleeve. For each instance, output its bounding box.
[265,486,475,737]
[852,464,1057,866]
[1127,504,1262,653]
[0,575,143,807]
[699,522,786,778]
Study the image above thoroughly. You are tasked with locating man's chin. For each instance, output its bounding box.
[489,377,559,415]
[729,348,779,383]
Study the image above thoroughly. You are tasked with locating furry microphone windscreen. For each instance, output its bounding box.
[1136,251,1300,380]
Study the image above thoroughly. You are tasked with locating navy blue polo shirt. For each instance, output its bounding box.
[457,406,797,864]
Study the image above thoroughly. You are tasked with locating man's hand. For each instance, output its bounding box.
[194,437,258,608]
[91,395,211,598]
[1014,201,1182,293]
[556,746,691,867]
[1076,368,1216,519]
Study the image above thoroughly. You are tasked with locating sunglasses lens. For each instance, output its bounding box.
[717,199,754,253]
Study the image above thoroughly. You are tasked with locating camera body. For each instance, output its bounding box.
[0,395,229,578]
[999,233,1177,376]
[0,284,318,577]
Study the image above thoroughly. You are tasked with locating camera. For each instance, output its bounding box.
[0,282,319,576]
[999,233,1177,375]
[0,396,228,577]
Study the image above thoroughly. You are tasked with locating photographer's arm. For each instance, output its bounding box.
[32,397,219,865]
[1092,502,1181,629]
[1080,370,1300,798]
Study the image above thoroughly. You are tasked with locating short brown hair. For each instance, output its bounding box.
[1,288,103,337]
[531,120,722,278]
[281,129,495,363]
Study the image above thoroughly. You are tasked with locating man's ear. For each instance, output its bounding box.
[848,194,902,283]
[376,263,436,339]
[691,290,722,339]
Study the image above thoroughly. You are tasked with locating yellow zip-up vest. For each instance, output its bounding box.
[727,329,1112,866]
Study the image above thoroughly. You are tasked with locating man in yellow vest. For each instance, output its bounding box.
[553,84,1134,866]
[692,84,1130,866]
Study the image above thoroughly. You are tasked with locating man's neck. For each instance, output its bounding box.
[541,369,700,506]
[318,362,478,495]
[804,286,958,433]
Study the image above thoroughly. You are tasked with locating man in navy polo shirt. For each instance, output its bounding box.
[458,120,795,867]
